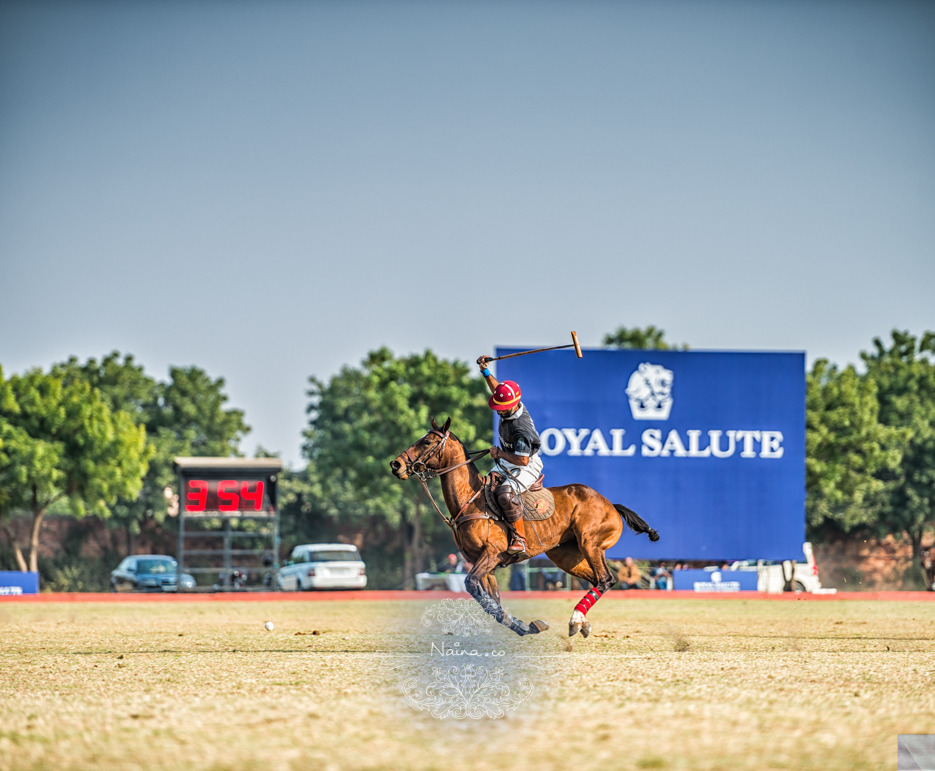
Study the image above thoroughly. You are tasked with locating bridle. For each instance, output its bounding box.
[399,428,489,482]
[398,429,490,535]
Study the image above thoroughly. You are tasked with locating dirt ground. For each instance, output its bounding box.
[1,597,933,771]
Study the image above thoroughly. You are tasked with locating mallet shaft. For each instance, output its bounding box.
[488,344,575,362]
[485,332,584,362]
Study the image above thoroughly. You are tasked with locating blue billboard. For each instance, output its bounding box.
[0,571,39,595]
[496,348,805,561]
[672,569,759,592]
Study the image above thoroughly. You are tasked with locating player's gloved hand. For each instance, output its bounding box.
[476,355,491,371]
[489,446,500,461]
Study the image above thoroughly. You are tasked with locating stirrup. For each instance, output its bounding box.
[507,538,528,555]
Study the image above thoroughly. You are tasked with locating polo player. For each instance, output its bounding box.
[477,356,542,556]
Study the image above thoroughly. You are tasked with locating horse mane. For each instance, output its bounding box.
[438,426,487,482]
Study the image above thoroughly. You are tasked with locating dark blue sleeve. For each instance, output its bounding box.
[513,435,532,457]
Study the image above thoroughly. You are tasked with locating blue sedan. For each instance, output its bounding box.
[110,555,196,592]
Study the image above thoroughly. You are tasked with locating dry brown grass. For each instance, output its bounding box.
[1,597,934,771]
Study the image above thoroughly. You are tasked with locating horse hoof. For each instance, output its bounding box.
[568,622,582,637]
[580,620,592,638]
[528,620,549,634]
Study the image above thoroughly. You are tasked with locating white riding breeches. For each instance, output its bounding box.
[494,454,543,493]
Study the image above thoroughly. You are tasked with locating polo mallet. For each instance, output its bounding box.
[481,331,583,364]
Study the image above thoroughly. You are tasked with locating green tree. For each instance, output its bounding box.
[805,359,903,534]
[52,353,250,553]
[0,366,149,573]
[53,352,154,420]
[303,348,491,588]
[861,330,935,581]
[603,325,688,350]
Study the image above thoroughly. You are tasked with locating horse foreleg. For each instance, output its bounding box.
[482,572,501,604]
[464,553,548,637]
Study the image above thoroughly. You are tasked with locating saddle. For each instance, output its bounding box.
[483,472,556,522]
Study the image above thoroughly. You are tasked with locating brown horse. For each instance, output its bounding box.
[390,417,659,637]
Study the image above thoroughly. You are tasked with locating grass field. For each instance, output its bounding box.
[1,596,934,771]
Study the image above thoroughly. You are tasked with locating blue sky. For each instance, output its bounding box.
[1,1,933,465]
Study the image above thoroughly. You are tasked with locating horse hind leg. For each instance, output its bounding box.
[546,542,616,638]
[574,550,617,638]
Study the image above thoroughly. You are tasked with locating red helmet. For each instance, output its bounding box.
[489,380,521,411]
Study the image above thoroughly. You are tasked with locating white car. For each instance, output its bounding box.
[278,544,367,591]
[719,542,834,593]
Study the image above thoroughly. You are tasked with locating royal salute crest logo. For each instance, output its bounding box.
[625,363,674,420]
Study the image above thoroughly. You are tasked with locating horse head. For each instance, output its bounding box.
[389,416,452,480]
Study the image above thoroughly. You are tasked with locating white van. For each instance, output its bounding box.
[278,544,367,591]
[718,542,835,593]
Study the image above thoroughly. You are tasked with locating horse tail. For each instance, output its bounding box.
[614,504,660,542]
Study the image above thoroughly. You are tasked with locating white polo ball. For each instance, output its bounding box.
[264,621,274,631]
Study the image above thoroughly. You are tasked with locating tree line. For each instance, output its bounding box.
[0,354,248,578]
[1,328,933,589]
[805,330,935,580]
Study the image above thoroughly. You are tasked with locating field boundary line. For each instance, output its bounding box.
[2,589,934,603]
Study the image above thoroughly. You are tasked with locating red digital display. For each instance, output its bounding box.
[184,479,268,514]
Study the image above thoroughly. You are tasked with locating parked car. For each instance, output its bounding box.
[278,544,367,591]
[111,555,196,592]
[715,542,834,593]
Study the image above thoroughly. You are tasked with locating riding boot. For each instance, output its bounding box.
[509,518,528,555]
[495,483,527,555]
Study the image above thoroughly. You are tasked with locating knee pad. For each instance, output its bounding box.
[495,484,522,522]
[495,484,519,507]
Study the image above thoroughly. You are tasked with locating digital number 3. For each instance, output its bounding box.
[186,480,207,511]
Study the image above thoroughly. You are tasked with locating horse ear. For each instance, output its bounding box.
[430,416,439,430]
[443,417,451,432]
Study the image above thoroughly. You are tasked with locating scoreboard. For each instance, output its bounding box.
[183,478,271,514]
[172,456,284,592]
[174,457,281,517]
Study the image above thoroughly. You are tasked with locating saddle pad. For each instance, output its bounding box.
[484,477,556,522]
[521,487,556,521]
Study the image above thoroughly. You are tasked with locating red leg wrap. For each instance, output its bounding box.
[574,588,603,616]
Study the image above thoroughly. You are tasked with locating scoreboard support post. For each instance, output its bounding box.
[173,457,283,593]
[176,468,185,589]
